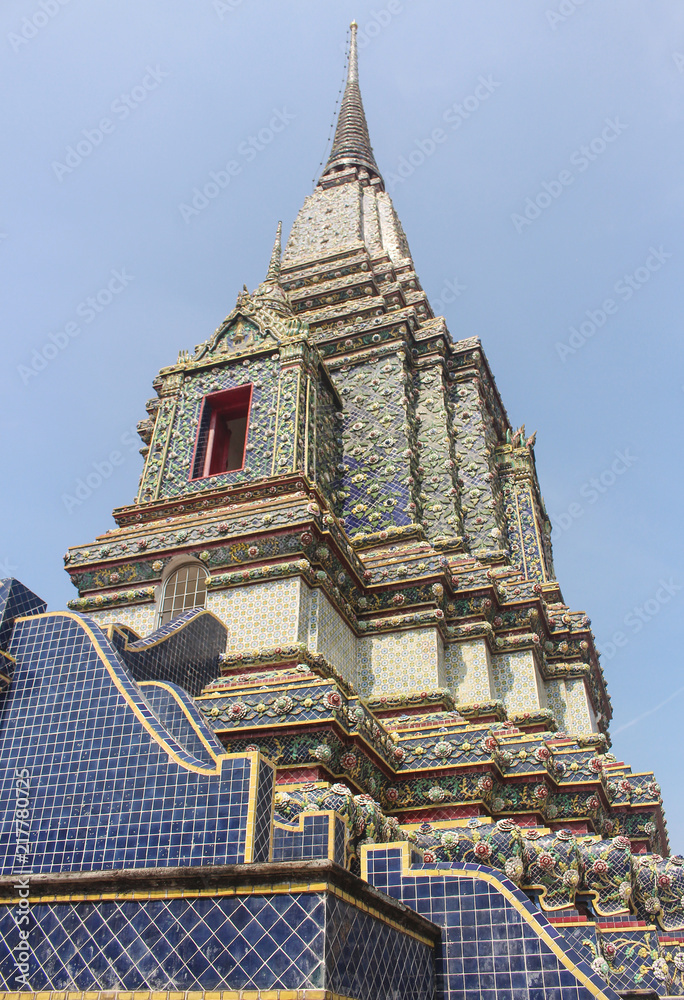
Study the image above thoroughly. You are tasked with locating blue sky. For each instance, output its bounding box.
[1,0,683,849]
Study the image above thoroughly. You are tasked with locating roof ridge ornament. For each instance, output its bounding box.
[265,220,282,282]
[320,21,383,184]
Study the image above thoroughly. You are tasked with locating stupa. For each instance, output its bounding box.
[0,23,682,1000]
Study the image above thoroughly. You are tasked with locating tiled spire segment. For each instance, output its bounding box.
[265,221,282,282]
[320,22,382,182]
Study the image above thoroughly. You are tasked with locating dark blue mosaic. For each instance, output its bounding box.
[365,846,623,1000]
[141,680,226,766]
[0,894,326,991]
[111,607,226,696]
[272,812,347,865]
[0,890,434,996]
[334,353,416,535]
[0,611,272,872]
[253,745,276,864]
[0,578,46,652]
[325,893,434,1000]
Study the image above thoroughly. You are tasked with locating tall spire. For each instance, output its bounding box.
[320,22,382,182]
[265,221,282,282]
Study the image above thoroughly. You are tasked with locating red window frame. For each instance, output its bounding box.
[190,384,253,480]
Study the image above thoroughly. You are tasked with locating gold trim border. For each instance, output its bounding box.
[0,880,434,948]
[360,841,615,1000]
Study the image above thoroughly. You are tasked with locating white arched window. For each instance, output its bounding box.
[158,562,208,626]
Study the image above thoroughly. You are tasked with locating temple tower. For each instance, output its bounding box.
[66,22,606,738]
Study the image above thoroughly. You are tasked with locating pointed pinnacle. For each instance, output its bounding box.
[320,22,382,182]
[265,221,282,281]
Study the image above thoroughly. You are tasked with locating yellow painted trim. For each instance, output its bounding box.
[360,841,613,1000]
[114,610,226,651]
[243,752,261,863]
[0,879,433,947]
[196,677,329,698]
[138,682,221,765]
[272,809,347,862]
[16,612,221,775]
[547,919,594,927]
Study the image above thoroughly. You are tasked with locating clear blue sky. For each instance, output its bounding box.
[1,1,682,850]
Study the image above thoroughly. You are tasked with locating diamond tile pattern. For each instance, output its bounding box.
[0,895,326,991]
[326,893,434,999]
[0,891,435,997]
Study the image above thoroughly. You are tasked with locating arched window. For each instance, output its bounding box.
[158,562,208,626]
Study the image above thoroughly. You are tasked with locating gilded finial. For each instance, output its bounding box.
[265,221,282,282]
[319,18,381,182]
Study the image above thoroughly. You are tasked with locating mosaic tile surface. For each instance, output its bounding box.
[111,607,226,696]
[444,639,493,703]
[272,810,347,865]
[331,351,417,537]
[364,843,622,1000]
[491,650,544,715]
[312,587,358,684]
[0,611,273,872]
[0,894,326,992]
[564,677,593,734]
[141,681,226,764]
[86,602,157,636]
[209,577,303,652]
[0,578,46,651]
[360,627,444,696]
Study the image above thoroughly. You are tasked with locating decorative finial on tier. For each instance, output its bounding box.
[265,221,282,282]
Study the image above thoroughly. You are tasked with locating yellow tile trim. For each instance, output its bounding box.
[111,611,226,651]
[272,809,347,862]
[243,751,260,863]
[276,781,330,793]
[360,841,613,1000]
[0,879,433,947]
[138,681,222,765]
[15,612,223,777]
[196,678,329,697]
[548,920,594,927]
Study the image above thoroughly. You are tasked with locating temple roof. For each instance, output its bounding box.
[320,22,382,183]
